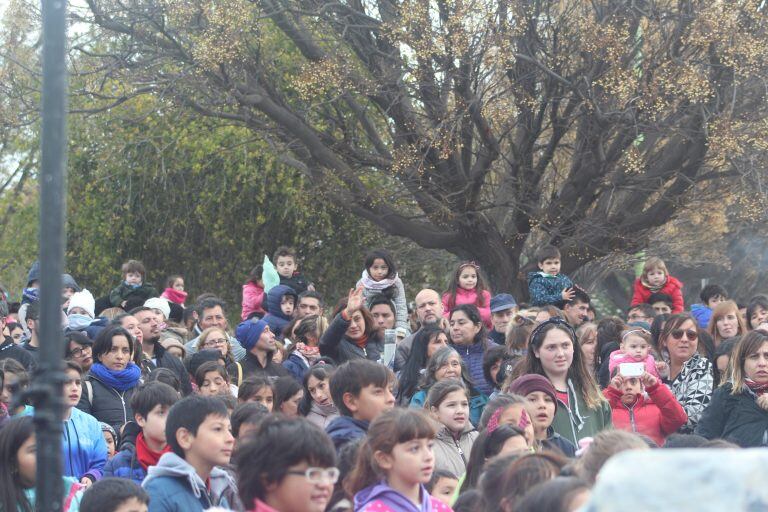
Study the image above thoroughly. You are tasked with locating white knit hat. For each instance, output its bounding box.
[67,289,95,318]
[144,297,171,320]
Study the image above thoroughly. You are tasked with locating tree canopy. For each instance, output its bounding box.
[69,0,768,295]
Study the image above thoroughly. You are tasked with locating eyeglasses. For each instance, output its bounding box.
[203,338,227,348]
[670,329,698,341]
[285,467,340,484]
[628,314,649,322]
[70,345,93,357]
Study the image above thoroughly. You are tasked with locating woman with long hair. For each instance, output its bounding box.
[516,318,611,446]
[397,325,449,405]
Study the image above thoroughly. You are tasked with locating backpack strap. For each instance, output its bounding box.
[236,362,243,387]
[85,379,93,406]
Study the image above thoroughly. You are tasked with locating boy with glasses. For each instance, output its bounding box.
[235,416,337,512]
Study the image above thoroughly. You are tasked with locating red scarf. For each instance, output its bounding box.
[136,432,171,470]
[353,334,368,349]
[161,287,188,305]
[745,378,768,397]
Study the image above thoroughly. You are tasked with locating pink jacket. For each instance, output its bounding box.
[608,351,661,380]
[442,288,492,329]
[241,282,266,320]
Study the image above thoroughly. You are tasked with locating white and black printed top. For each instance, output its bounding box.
[667,352,714,433]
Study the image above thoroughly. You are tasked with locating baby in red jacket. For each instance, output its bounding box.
[604,369,687,446]
[630,257,684,314]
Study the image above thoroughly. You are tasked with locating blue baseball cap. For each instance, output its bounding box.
[490,293,517,313]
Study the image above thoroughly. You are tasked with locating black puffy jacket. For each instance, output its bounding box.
[695,383,768,447]
[76,373,139,432]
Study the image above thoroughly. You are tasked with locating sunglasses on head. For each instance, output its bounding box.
[670,329,698,341]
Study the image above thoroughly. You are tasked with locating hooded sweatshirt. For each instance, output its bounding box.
[262,285,298,339]
[62,407,108,482]
[550,378,613,446]
[325,416,369,451]
[353,482,453,512]
[142,452,241,512]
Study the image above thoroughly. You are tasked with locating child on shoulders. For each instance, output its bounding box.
[274,246,313,295]
[108,260,159,309]
[442,262,492,329]
[356,249,410,338]
[630,257,684,314]
[160,275,187,307]
[241,265,266,320]
[527,245,575,308]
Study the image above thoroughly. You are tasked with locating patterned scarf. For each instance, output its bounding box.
[640,275,668,293]
[295,342,320,361]
[745,378,768,397]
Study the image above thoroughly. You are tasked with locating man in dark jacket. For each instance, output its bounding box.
[234,318,289,379]
[489,293,517,345]
[130,307,192,395]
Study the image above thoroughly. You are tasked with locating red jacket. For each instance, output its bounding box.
[630,276,684,314]
[604,382,688,446]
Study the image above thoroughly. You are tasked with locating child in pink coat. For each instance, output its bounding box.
[241,265,266,320]
[442,262,492,329]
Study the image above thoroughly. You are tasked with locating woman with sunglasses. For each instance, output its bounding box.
[515,318,611,446]
[658,313,714,433]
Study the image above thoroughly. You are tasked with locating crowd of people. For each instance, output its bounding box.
[0,244,767,512]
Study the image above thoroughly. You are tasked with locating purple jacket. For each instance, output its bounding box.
[354,482,453,512]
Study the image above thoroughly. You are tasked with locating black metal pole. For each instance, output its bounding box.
[36,0,68,509]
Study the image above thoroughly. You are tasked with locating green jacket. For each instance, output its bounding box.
[109,282,159,307]
[550,379,612,446]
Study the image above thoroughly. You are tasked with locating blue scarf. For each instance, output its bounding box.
[90,362,141,391]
